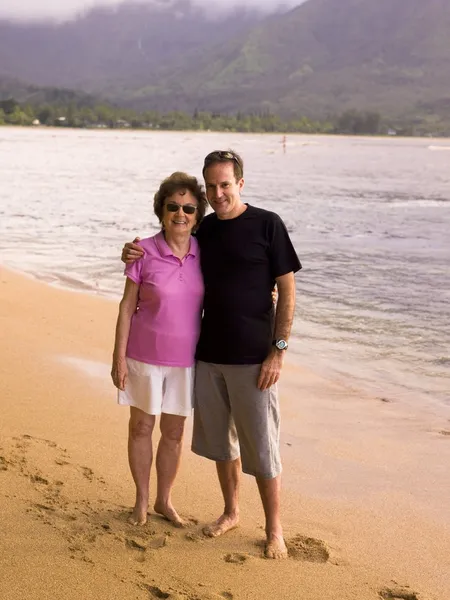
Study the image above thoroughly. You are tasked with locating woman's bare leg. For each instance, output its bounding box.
[128,407,155,525]
[153,413,187,527]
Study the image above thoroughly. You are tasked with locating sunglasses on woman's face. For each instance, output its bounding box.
[165,202,197,215]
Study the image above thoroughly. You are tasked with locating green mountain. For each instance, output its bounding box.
[124,0,450,122]
[0,0,449,125]
[0,75,102,106]
[0,2,263,95]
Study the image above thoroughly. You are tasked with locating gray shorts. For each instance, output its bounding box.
[191,361,281,479]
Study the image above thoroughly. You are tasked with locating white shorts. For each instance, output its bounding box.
[117,358,194,417]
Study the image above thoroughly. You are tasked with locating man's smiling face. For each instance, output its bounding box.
[204,162,245,220]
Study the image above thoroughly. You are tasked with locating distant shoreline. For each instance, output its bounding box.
[3,123,450,141]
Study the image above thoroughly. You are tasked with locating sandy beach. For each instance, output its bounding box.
[1,266,450,600]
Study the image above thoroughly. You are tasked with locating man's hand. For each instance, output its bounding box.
[121,237,144,264]
[111,356,128,391]
[257,348,285,391]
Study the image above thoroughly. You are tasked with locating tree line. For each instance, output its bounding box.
[0,97,447,136]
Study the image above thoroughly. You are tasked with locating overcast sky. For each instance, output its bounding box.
[0,0,303,22]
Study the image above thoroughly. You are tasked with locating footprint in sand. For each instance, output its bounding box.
[379,588,420,600]
[30,473,49,485]
[145,586,169,599]
[34,503,56,513]
[66,528,95,563]
[185,532,203,542]
[182,516,199,527]
[22,434,58,448]
[80,466,94,481]
[147,535,168,550]
[144,586,232,600]
[126,538,147,552]
[223,553,249,565]
[154,512,198,529]
[287,534,329,563]
[2,434,125,566]
[197,594,234,600]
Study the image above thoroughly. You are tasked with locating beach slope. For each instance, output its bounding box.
[1,267,449,600]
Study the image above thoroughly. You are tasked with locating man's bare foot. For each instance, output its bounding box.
[202,513,240,538]
[154,500,188,528]
[264,533,288,559]
[127,506,148,526]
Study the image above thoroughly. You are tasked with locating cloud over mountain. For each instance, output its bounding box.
[0,0,302,22]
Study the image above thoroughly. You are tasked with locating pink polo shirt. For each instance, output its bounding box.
[124,232,204,367]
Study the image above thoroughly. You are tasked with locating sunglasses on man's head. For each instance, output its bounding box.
[203,150,240,166]
[165,202,197,215]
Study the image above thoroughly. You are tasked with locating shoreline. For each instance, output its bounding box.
[2,124,450,141]
[4,260,449,418]
[1,265,450,599]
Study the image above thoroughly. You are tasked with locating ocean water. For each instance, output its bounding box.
[1,127,449,409]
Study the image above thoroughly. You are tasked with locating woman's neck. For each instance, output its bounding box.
[163,231,191,259]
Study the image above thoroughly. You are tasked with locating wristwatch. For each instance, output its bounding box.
[273,339,288,351]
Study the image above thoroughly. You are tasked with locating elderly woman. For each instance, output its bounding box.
[111,172,207,527]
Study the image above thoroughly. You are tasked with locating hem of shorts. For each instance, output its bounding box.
[161,409,193,417]
[191,446,240,463]
[190,446,282,478]
[126,354,195,368]
[118,400,192,418]
[118,402,161,416]
[241,465,283,479]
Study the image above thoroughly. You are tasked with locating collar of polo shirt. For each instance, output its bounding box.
[155,230,198,258]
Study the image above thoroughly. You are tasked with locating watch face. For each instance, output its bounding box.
[275,339,288,350]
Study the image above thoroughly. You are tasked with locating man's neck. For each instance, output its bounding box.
[217,202,248,221]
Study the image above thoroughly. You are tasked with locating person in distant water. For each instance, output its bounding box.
[122,150,301,558]
[111,172,207,527]
[282,135,287,154]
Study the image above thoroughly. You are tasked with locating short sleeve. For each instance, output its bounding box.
[124,253,144,285]
[268,214,302,279]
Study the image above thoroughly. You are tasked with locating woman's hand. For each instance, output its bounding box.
[111,356,128,391]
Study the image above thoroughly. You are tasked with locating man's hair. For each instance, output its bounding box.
[202,149,244,181]
[153,172,208,228]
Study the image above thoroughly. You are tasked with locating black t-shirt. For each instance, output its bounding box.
[195,204,301,364]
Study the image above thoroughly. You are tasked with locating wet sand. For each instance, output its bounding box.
[1,266,450,600]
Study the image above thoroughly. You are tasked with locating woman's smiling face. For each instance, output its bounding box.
[162,189,198,236]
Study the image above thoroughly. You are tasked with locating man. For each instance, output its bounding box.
[122,150,301,558]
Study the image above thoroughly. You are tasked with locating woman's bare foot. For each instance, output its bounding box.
[127,504,148,526]
[154,500,188,528]
[265,533,288,559]
[203,513,240,538]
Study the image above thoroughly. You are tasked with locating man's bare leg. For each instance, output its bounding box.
[256,474,287,559]
[128,407,155,525]
[154,413,187,527]
[203,458,241,537]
